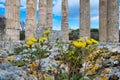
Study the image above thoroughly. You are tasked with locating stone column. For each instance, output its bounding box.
[99,0,107,42]
[61,0,69,41]
[26,0,36,40]
[38,0,47,28]
[107,0,119,42]
[5,0,20,41]
[47,0,52,29]
[80,0,90,39]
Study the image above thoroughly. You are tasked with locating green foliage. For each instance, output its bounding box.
[90,29,99,41]
[69,29,79,40]
[20,31,25,40]
[11,60,28,67]
[54,38,98,80]
[69,28,99,41]
[56,72,68,80]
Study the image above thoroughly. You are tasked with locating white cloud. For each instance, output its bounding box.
[70,26,79,29]
[91,16,99,21]
[53,0,62,16]
[20,0,39,10]
[0,3,4,8]
[53,26,61,30]
[20,0,26,8]
[0,0,5,3]
[53,0,79,16]
[91,26,99,29]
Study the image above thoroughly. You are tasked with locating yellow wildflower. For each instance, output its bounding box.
[51,67,57,73]
[78,38,84,42]
[26,40,34,46]
[112,56,120,60]
[71,41,86,48]
[103,69,110,74]
[56,61,64,65]
[89,54,94,61]
[29,62,37,69]
[39,37,48,43]
[69,51,74,56]
[29,63,32,68]
[32,71,37,77]
[91,64,98,73]
[81,42,86,48]
[99,62,104,65]
[32,62,37,68]
[99,76,107,80]
[5,56,14,61]
[91,39,98,44]
[44,77,49,80]
[44,74,51,80]
[43,29,51,35]
[86,39,92,45]
[28,37,37,42]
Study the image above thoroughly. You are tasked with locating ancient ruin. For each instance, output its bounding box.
[5,0,20,41]
[99,0,108,42]
[26,0,36,40]
[0,0,118,42]
[38,0,47,28]
[80,0,90,39]
[61,0,69,41]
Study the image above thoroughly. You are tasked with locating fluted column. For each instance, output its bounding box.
[38,0,47,28]
[107,0,119,42]
[61,0,69,41]
[5,0,12,41]
[80,0,90,39]
[5,0,20,41]
[47,0,52,29]
[99,0,107,42]
[26,0,36,40]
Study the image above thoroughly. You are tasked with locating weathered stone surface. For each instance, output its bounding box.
[38,0,47,28]
[80,0,90,38]
[36,27,64,42]
[0,61,37,80]
[5,0,20,41]
[6,29,19,41]
[26,0,36,40]
[47,0,52,29]
[107,0,119,42]
[99,0,107,42]
[61,0,69,41]
[0,15,6,41]
[49,30,64,42]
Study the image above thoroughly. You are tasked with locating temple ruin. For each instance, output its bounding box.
[2,0,119,42]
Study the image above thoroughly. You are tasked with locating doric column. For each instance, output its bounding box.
[47,0,52,29]
[61,0,69,41]
[107,0,119,42]
[26,0,36,40]
[5,0,20,41]
[80,0,90,39]
[38,0,47,28]
[99,0,107,42]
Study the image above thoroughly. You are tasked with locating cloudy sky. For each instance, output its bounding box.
[0,0,119,30]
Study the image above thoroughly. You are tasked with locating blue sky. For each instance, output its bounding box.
[0,0,120,30]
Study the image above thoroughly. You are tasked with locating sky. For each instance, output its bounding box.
[0,0,120,30]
